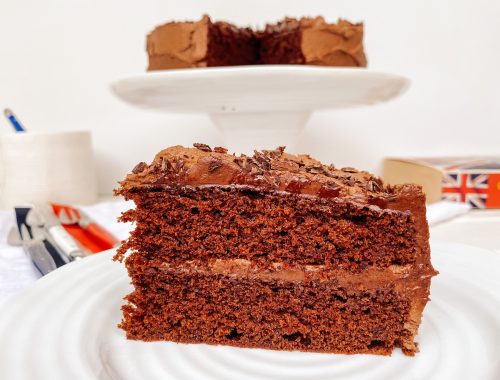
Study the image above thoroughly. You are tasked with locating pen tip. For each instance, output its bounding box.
[4,108,12,117]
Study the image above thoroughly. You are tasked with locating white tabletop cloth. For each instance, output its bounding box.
[0,201,133,305]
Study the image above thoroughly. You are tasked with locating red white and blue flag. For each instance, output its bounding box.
[442,172,490,208]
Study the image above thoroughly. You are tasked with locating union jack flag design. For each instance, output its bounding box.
[442,172,489,208]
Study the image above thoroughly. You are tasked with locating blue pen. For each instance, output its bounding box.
[4,108,26,132]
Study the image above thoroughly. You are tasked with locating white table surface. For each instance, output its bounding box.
[0,201,498,306]
[431,209,500,253]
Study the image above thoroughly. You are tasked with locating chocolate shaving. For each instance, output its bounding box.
[214,147,228,154]
[306,165,324,175]
[244,157,256,169]
[160,158,173,172]
[233,157,244,167]
[341,167,359,173]
[346,177,356,186]
[322,168,335,178]
[266,146,286,159]
[193,143,212,152]
[175,159,185,171]
[366,180,381,192]
[132,162,147,174]
[207,158,223,172]
[253,151,271,170]
[245,157,264,174]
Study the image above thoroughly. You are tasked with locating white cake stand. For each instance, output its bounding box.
[111,66,409,153]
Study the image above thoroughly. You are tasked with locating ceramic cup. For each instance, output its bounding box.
[0,130,97,208]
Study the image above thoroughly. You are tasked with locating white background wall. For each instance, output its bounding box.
[0,0,499,194]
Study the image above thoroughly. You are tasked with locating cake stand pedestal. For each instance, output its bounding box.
[210,111,310,152]
[111,66,409,154]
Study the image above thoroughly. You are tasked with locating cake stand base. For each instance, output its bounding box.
[210,111,311,154]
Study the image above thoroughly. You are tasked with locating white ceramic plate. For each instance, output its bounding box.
[111,66,409,114]
[1,240,499,380]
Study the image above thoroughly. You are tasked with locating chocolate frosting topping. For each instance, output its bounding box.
[119,144,416,211]
[147,15,211,70]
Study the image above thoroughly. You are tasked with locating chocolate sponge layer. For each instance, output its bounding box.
[120,259,429,355]
[119,185,418,269]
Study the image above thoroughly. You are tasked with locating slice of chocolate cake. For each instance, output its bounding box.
[115,144,437,356]
[146,15,258,70]
[146,15,367,70]
[259,17,367,67]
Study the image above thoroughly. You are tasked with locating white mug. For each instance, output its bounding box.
[0,130,97,208]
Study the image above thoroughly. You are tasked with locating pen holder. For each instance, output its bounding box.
[0,130,97,207]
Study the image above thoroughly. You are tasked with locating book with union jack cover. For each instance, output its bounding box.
[382,157,500,209]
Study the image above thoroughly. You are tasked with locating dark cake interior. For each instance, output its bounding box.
[115,144,437,356]
[122,186,417,268]
[206,22,259,67]
[258,18,305,64]
[123,260,417,354]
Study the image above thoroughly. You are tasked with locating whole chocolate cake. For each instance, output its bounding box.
[146,15,366,70]
[115,144,437,356]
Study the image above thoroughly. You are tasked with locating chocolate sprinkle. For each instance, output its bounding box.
[366,180,381,192]
[266,146,286,158]
[175,159,185,171]
[233,157,244,167]
[193,143,212,152]
[341,167,359,173]
[160,158,172,172]
[132,162,147,174]
[254,151,272,170]
[208,158,223,172]
[214,147,228,154]
[346,177,356,187]
[306,165,324,175]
